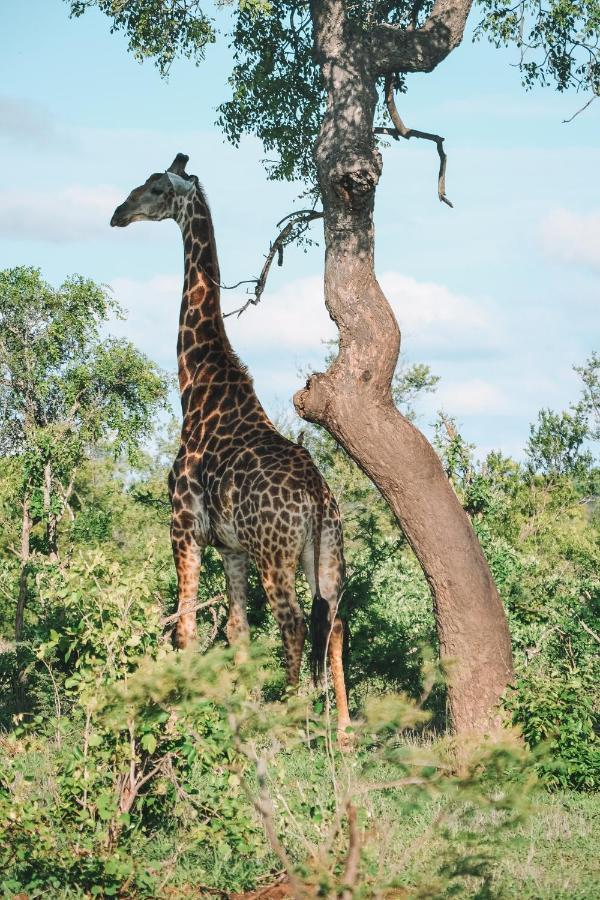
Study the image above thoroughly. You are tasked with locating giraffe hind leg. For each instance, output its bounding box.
[259,560,306,688]
[220,549,250,664]
[301,528,351,745]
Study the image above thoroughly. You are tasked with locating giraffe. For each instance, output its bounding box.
[110,153,350,739]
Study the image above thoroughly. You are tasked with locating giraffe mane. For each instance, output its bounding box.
[187,176,252,381]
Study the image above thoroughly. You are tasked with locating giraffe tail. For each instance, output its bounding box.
[309,488,329,683]
[310,593,330,683]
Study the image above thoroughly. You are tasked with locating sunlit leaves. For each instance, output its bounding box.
[475,0,600,94]
[0,266,170,558]
[67,0,216,76]
[217,0,323,183]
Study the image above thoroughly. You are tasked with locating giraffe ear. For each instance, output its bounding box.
[167,153,189,176]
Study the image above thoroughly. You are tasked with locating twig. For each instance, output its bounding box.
[524,625,562,666]
[244,749,308,898]
[207,604,221,645]
[374,75,453,207]
[352,776,429,795]
[340,802,360,900]
[228,715,308,897]
[161,593,225,627]
[82,706,92,811]
[223,210,323,319]
[562,93,597,124]
[579,618,600,645]
[39,656,62,748]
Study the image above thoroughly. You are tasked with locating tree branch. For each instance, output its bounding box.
[161,593,225,627]
[579,618,600,646]
[340,802,361,900]
[223,210,323,319]
[562,93,597,123]
[372,0,475,75]
[374,75,453,206]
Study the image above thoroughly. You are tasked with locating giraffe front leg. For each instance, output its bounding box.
[220,550,250,664]
[171,521,202,649]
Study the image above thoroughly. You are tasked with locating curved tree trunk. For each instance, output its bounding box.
[295,0,514,733]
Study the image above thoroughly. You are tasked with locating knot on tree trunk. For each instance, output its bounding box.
[294,372,332,424]
[330,150,382,210]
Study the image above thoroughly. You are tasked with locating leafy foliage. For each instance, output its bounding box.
[0,265,170,563]
[526,407,592,477]
[475,0,600,94]
[67,0,217,76]
[0,268,598,892]
[65,0,600,189]
[218,0,323,183]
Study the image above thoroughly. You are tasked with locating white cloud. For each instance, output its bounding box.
[380,272,499,356]
[225,276,334,351]
[0,184,123,242]
[541,209,600,269]
[225,271,500,359]
[435,378,510,415]
[108,274,181,368]
[107,270,501,371]
[0,96,66,147]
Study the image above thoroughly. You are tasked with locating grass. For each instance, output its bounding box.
[138,740,600,898]
[3,716,598,897]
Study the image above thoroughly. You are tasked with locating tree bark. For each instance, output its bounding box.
[297,0,513,733]
[14,493,32,711]
[43,459,58,562]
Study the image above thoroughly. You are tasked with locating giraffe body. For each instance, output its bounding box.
[111,154,350,734]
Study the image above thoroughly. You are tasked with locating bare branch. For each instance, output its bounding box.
[223,210,323,319]
[563,93,597,123]
[372,0,475,75]
[236,745,307,898]
[374,76,453,206]
[160,593,225,627]
[579,618,600,646]
[524,625,561,666]
[340,802,361,900]
[353,776,430,794]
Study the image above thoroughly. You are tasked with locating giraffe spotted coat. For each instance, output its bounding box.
[111,154,350,734]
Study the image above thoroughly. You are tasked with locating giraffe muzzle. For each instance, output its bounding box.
[110,203,130,227]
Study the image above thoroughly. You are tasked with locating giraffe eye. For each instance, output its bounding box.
[150,186,163,196]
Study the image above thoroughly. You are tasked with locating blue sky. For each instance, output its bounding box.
[1,0,598,457]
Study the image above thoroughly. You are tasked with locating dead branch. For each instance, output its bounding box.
[340,802,360,900]
[374,75,453,207]
[228,718,308,898]
[562,93,597,124]
[248,752,307,898]
[579,618,600,646]
[161,593,225,627]
[524,624,562,666]
[206,604,222,646]
[223,209,323,319]
[352,776,429,795]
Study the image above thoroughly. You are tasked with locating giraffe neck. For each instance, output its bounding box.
[174,185,272,442]
[175,186,236,412]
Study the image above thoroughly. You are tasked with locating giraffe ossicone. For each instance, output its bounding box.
[111,153,351,742]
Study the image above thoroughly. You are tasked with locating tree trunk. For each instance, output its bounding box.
[297,1,513,733]
[43,459,58,561]
[14,493,32,711]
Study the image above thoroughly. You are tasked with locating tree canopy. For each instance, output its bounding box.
[67,0,600,186]
[0,266,170,560]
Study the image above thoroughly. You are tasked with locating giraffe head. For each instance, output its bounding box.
[110,153,196,228]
